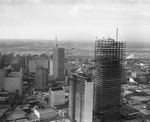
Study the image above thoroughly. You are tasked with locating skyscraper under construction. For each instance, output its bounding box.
[94,38,125,118]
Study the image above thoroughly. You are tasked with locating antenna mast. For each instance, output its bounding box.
[55,36,58,47]
[116,28,118,41]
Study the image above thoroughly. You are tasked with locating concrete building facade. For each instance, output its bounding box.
[50,58,53,76]
[49,87,65,107]
[69,73,93,122]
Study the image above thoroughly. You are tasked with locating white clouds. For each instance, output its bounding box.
[27,0,41,4]
[70,5,79,16]
[70,0,93,16]
[70,3,92,16]
[69,0,150,17]
[0,0,150,41]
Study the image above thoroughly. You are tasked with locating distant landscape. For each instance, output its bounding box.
[0,39,150,54]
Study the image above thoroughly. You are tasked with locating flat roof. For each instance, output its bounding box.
[132,104,146,110]
[124,90,133,95]
[130,96,150,102]
[7,72,23,77]
[139,109,150,116]
[59,108,68,113]
[0,94,9,97]
[37,57,48,60]
[28,113,39,121]
[6,110,27,121]
[0,109,7,116]
[51,87,63,91]
[36,107,56,113]
[15,118,28,122]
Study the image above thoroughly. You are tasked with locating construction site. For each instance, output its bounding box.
[94,38,126,119]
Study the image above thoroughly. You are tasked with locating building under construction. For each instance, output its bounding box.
[94,38,125,119]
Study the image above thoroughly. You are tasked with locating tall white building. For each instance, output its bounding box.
[50,58,53,76]
[69,73,93,122]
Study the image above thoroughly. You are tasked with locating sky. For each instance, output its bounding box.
[0,0,150,42]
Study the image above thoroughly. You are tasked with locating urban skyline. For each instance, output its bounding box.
[0,0,150,122]
[1,36,150,121]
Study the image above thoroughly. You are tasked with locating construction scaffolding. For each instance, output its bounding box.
[94,38,125,116]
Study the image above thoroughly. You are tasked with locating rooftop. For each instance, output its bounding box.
[35,107,56,114]
[7,72,23,77]
[0,109,7,117]
[51,87,64,91]
[0,92,9,97]
[28,113,39,121]
[70,73,92,82]
[130,96,150,102]
[6,110,27,121]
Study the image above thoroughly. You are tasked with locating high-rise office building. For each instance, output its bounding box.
[53,46,65,81]
[94,38,125,118]
[69,73,93,122]
[35,66,48,90]
[0,70,5,90]
[50,58,53,76]
[0,52,1,69]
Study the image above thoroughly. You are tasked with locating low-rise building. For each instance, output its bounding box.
[49,87,65,107]
[34,107,57,120]
[0,69,5,90]
[6,109,27,122]
[58,108,68,117]
[120,105,140,120]
[27,113,40,122]
[129,96,150,104]
[0,91,9,103]
[56,119,71,122]
[131,71,137,78]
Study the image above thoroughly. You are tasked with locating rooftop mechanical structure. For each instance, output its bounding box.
[94,38,125,118]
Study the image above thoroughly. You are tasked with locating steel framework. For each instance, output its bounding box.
[94,38,125,116]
